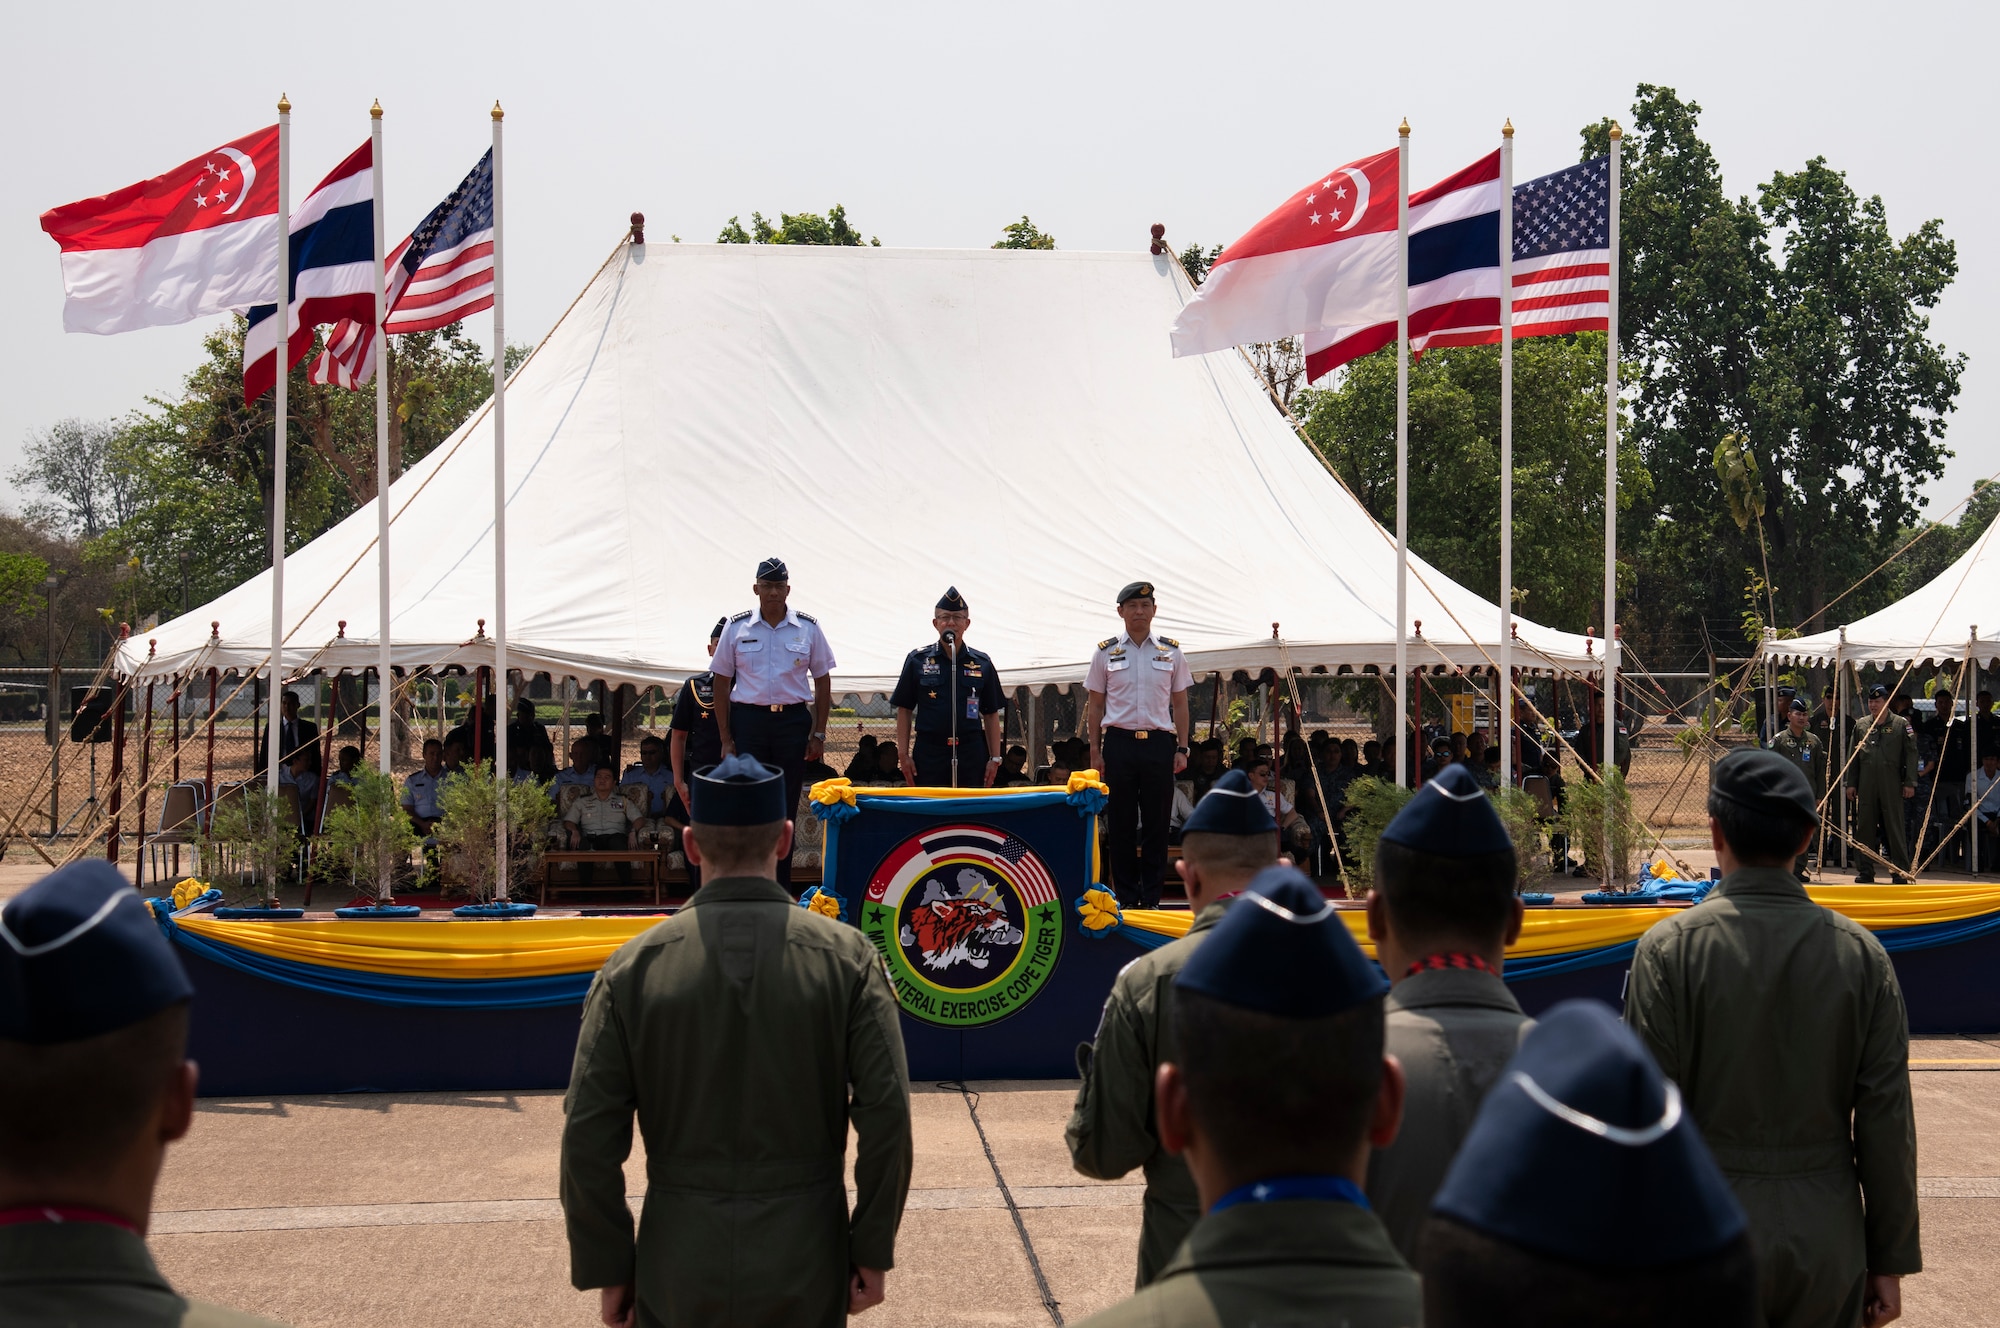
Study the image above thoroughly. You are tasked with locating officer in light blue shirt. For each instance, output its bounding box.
[401,739,447,834]
[622,735,674,817]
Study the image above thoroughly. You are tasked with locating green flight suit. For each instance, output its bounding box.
[561,875,913,1328]
[1069,1198,1420,1328]
[1768,728,1827,875]
[0,1219,283,1326]
[1846,714,1919,879]
[1364,966,1532,1264]
[1625,867,1921,1328]
[1066,899,1229,1287]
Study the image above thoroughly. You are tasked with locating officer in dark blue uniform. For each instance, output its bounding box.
[667,617,728,890]
[890,587,1007,788]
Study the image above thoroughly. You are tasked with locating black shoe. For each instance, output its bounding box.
[1795,871,1812,884]
[1854,873,1875,884]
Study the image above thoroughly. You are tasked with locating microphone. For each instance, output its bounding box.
[942,629,957,653]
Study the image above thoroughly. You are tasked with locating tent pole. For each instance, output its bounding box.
[135,678,154,891]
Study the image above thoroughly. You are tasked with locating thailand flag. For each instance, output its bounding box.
[1303,153,1613,381]
[1169,148,1401,358]
[242,141,375,404]
[309,151,495,390]
[1304,151,1501,381]
[39,125,281,334]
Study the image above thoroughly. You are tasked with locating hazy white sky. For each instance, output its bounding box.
[4,0,1993,515]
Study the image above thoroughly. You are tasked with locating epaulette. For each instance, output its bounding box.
[1097,637,1117,651]
[728,609,752,622]
[1157,636,1180,648]
[796,611,818,624]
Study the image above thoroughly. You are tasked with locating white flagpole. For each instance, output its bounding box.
[267,93,291,797]
[1602,121,1622,882]
[490,101,510,901]
[1499,119,1515,788]
[1394,117,1411,787]
[371,101,394,781]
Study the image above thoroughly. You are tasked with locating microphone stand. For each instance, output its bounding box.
[944,630,960,788]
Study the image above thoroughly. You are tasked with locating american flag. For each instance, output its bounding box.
[1510,156,1611,338]
[993,833,1058,906]
[309,150,495,389]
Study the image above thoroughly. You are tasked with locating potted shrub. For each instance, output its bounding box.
[434,760,555,906]
[320,769,420,906]
[204,788,301,915]
[1560,764,1641,885]
[1336,776,1413,898]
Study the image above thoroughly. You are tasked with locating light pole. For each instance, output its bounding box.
[44,572,62,838]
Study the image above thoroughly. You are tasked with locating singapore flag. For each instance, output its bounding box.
[40,124,281,334]
[1169,147,1401,358]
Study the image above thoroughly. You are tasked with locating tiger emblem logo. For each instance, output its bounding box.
[898,869,1023,972]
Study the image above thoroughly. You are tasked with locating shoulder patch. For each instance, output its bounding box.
[728,609,752,622]
[796,611,818,624]
[1097,637,1117,651]
[1157,636,1180,648]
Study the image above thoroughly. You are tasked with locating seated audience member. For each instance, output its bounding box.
[1184,741,1225,798]
[1422,739,1451,782]
[1362,739,1388,778]
[1448,732,1470,767]
[441,737,468,778]
[279,750,319,826]
[1232,736,1260,770]
[1070,866,1416,1327]
[1482,745,1502,790]
[564,766,642,886]
[442,703,493,770]
[622,736,674,819]
[554,739,598,798]
[1421,1002,1757,1328]
[1045,758,1074,788]
[842,734,880,781]
[401,740,446,836]
[581,712,615,770]
[865,742,903,787]
[329,745,363,788]
[1362,764,1529,1261]
[1243,756,1314,859]
[1463,730,1487,769]
[507,697,551,776]
[1282,733,1312,782]
[528,742,560,788]
[1170,779,1198,837]
[993,745,1033,787]
[1979,750,2000,862]
[0,864,288,1327]
[1053,736,1091,775]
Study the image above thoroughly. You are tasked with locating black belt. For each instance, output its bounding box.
[1106,727,1174,739]
[915,733,982,745]
[744,701,808,712]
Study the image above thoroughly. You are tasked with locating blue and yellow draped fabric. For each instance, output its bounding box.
[153,881,2000,1010]
[1100,882,2000,981]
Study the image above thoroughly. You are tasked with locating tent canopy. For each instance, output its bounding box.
[120,241,1597,691]
[1767,515,2000,670]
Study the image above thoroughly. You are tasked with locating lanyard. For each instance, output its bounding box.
[1405,951,1497,978]
[1209,1174,1369,1214]
[0,1204,138,1233]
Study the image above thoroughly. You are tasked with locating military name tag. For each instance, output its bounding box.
[1151,658,1175,670]
[1106,659,1131,672]
[737,638,764,653]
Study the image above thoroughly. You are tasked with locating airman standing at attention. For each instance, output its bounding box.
[1071,865,1418,1327]
[1362,763,1531,1264]
[1627,748,1919,1328]
[1067,769,1280,1287]
[711,557,837,887]
[1847,683,1919,884]
[890,587,1007,788]
[1087,582,1193,909]
[667,617,729,891]
[561,754,912,1327]
[0,861,284,1326]
[1769,698,1826,882]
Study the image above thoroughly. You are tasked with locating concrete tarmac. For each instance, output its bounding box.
[139,1054,2000,1327]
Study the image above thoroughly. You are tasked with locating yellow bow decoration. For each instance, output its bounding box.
[809,778,858,808]
[806,891,842,920]
[171,879,211,910]
[1649,858,1681,882]
[1077,888,1123,933]
[1067,770,1110,796]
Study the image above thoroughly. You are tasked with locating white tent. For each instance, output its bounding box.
[1766,515,2000,670]
[118,241,1597,691]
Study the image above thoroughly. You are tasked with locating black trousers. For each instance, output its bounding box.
[1104,727,1176,909]
[913,732,988,788]
[730,701,811,887]
[577,833,632,886]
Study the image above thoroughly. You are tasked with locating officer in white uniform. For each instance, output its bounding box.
[1086,581,1193,909]
[711,556,837,887]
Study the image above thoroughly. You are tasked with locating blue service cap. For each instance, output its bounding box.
[1181,768,1277,837]
[0,860,192,1045]
[937,586,968,613]
[1431,1000,1747,1267]
[1174,864,1387,1018]
[1380,762,1513,857]
[755,556,789,583]
[710,616,728,641]
[691,753,789,826]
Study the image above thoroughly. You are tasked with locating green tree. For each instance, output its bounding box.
[1299,336,1649,633]
[993,216,1056,250]
[717,204,879,246]
[9,418,141,539]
